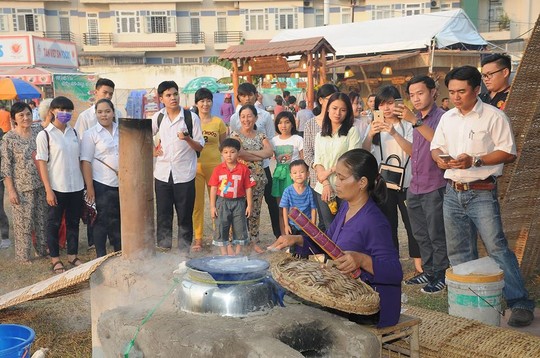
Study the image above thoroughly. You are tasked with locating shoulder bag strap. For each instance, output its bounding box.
[94,157,118,176]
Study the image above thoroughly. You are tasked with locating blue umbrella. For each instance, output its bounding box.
[181,77,229,94]
[0,78,42,100]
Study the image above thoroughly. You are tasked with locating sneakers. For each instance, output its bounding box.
[0,239,11,249]
[508,308,534,327]
[421,278,446,294]
[404,272,431,285]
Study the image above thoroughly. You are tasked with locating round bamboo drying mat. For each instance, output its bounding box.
[270,254,379,315]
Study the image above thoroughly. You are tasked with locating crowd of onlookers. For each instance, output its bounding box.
[0,53,534,328]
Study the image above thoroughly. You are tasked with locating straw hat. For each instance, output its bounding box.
[270,254,380,315]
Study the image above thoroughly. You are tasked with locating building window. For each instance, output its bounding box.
[276,8,297,30]
[12,9,41,32]
[183,57,200,64]
[371,5,394,20]
[315,9,324,27]
[116,11,140,33]
[402,4,425,17]
[146,11,175,34]
[341,7,352,24]
[0,15,8,32]
[245,9,268,31]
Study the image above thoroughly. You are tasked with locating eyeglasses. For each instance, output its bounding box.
[481,68,505,80]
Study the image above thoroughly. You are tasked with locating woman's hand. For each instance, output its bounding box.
[85,187,95,205]
[378,121,396,135]
[8,189,19,205]
[267,235,302,251]
[335,251,364,274]
[45,188,57,207]
[317,169,332,184]
[321,183,334,202]
[368,122,382,138]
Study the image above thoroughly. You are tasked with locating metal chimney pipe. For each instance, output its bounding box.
[118,118,155,259]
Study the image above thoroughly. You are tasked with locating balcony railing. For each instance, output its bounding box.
[214,31,243,44]
[43,31,74,42]
[83,33,113,46]
[176,32,205,45]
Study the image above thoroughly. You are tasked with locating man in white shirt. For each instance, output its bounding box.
[229,83,280,238]
[75,78,121,138]
[74,78,118,250]
[152,81,205,251]
[431,65,534,327]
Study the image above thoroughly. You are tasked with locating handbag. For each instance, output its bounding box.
[379,154,408,191]
[81,190,97,226]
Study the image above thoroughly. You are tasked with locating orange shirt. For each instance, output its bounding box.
[0,109,11,134]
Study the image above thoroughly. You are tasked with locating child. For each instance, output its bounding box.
[271,111,304,235]
[279,160,317,243]
[209,138,255,255]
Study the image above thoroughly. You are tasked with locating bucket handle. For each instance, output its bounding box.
[468,287,505,317]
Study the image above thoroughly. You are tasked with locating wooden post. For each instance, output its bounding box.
[232,60,239,104]
[320,49,327,84]
[119,118,155,259]
[307,53,314,109]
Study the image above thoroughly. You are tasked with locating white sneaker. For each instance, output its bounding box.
[0,239,11,249]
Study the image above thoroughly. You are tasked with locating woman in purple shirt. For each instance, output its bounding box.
[269,148,403,327]
[220,94,235,126]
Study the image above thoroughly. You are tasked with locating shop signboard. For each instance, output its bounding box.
[53,74,97,120]
[0,36,32,66]
[33,37,78,68]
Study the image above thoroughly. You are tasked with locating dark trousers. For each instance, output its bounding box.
[263,166,281,238]
[47,190,83,258]
[380,188,419,258]
[314,190,341,233]
[0,181,9,240]
[93,181,121,257]
[406,188,449,280]
[155,174,195,250]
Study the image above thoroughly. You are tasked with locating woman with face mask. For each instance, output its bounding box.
[35,96,85,274]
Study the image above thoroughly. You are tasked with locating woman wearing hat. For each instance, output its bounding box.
[220,93,235,126]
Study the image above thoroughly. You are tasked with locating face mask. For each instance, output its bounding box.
[56,112,72,124]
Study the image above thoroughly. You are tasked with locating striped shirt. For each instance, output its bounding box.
[280,185,317,230]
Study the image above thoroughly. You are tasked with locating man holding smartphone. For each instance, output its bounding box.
[396,75,449,294]
[431,66,534,327]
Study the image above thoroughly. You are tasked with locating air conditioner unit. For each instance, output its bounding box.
[430,1,440,9]
[304,1,313,7]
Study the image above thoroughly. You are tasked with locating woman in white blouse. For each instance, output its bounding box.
[313,92,361,230]
[362,85,420,267]
[36,96,85,274]
[81,99,121,258]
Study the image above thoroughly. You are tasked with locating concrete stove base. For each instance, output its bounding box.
[90,253,379,357]
[98,304,379,357]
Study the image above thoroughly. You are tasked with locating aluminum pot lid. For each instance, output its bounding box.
[186,256,269,275]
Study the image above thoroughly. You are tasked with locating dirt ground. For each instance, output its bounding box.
[0,192,539,357]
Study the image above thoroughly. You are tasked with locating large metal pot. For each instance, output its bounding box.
[177,256,279,317]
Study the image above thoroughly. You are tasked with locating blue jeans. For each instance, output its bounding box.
[443,183,534,310]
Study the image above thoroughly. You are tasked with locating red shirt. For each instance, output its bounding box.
[209,162,255,198]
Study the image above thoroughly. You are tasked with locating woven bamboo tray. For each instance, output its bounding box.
[270,254,379,315]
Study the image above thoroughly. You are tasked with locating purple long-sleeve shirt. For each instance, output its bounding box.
[296,198,403,327]
[409,104,447,194]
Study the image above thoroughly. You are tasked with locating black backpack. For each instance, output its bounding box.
[157,109,200,158]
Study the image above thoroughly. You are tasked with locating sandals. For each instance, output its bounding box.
[191,240,203,252]
[68,257,83,267]
[51,261,66,274]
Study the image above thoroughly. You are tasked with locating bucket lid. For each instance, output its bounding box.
[446,268,504,283]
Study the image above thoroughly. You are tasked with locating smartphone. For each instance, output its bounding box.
[373,110,384,123]
[394,98,404,107]
[439,154,453,162]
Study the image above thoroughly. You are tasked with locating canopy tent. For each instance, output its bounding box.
[271,9,487,56]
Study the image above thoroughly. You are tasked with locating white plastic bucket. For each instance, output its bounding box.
[446,268,505,326]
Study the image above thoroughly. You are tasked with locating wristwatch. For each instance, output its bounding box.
[412,119,423,128]
[473,156,483,168]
